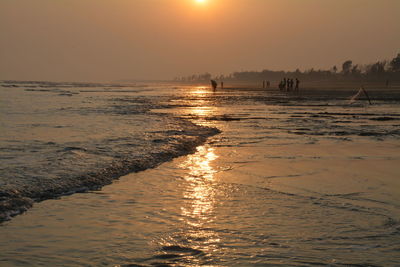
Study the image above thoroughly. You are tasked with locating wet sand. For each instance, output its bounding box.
[0,84,399,266]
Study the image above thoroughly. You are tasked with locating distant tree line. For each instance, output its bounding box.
[174,53,400,83]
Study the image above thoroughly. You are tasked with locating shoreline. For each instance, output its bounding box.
[2,84,399,223]
[1,83,399,266]
[0,120,220,223]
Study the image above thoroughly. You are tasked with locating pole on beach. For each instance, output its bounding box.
[361,87,372,105]
[349,87,372,105]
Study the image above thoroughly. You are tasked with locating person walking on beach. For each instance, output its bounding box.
[295,78,300,92]
[211,80,218,91]
[287,78,291,92]
[280,79,286,91]
[221,81,224,89]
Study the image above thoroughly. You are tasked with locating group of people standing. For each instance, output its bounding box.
[211,78,300,92]
[279,78,300,92]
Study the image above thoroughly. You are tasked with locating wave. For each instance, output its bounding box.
[0,123,219,223]
[0,81,220,222]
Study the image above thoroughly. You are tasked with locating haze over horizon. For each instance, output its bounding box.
[1,0,399,82]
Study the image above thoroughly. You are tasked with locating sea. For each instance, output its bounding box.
[0,80,399,266]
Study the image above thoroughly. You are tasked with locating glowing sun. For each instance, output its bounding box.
[195,0,207,4]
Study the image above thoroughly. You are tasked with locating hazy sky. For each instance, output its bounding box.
[1,0,399,82]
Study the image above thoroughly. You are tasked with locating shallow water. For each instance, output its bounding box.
[1,84,400,266]
[0,81,217,219]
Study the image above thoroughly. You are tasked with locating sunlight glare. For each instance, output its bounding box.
[195,0,207,4]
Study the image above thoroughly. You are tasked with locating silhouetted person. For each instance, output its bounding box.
[283,78,287,91]
[221,81,224,89]
[295,78,300,91]
[279,79,285,91]
[211,80,218,90]
[267,81,270,88]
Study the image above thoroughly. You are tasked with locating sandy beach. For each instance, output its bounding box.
[1,82,399,266]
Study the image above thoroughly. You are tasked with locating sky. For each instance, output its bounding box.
[0,0,399,82]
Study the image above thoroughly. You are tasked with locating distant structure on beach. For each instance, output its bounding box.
[349,87,372,105]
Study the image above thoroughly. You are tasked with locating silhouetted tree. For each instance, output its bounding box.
[177,53,400,83]
[342,60,353,74]
[200,73,212,81]
[390,53,400,72]
[351,65,361,75]
[367,61,386,76]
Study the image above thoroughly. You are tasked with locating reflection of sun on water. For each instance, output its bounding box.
[179,87,219,225]
[192,86,210,96]
[182,145,217,181]
[180,145,218,227]
[182,86,219,127]
[191,106,205,116]
[154,87,222,260]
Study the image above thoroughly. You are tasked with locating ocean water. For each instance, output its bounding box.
[0,81,218,220]
[0,82,400,266]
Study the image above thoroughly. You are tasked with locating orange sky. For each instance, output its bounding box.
[0,0,399,81]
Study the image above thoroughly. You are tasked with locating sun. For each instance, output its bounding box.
[195,0,207,4]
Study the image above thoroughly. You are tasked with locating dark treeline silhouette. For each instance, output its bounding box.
[174,53,400,83]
